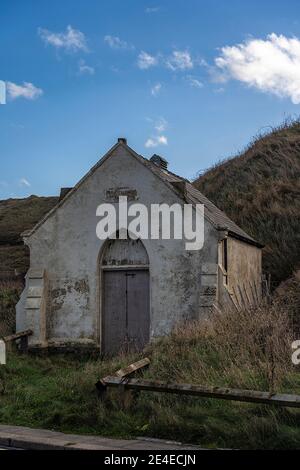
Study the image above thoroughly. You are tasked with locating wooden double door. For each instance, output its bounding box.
[102,269,150,355]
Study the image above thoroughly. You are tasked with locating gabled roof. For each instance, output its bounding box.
[139,154,261,247]
[24,140,262,247]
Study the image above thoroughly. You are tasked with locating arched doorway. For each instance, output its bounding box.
[100,237,150,356]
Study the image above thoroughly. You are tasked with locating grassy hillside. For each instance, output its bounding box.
[0,195,58,273]
[194,120,300,287]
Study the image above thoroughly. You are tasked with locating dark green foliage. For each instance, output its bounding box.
[0,195,58,273]
[0,195,58,245]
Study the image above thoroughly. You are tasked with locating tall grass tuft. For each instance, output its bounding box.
[146,298,294,393]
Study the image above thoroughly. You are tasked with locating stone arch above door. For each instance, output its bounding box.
[101,237,149,267]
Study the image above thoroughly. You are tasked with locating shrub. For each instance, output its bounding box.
[0,280,23,337]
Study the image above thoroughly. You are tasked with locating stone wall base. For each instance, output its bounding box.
[28,342,100,358]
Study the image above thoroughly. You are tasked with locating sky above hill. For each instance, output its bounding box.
[1,0,300,199]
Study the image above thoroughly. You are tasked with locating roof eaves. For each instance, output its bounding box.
[227,230,264,248]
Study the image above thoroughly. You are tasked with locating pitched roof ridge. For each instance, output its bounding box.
[24,141,262,247]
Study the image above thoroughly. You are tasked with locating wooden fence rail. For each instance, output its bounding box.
[97,376,300,409]
[3,329,33,353]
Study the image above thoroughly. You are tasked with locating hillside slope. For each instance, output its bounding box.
[194,121,300,287]
[0,196,58,273]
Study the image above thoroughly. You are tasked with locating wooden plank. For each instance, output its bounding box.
[249,281,258,307]
[100,376,300,408]
[115,358,150,378]
[253,281,260,304]
[237,285,248,309]
[243,284,252,307]
[3,329,33,343]
[226,289,239,312]
[232,285,242,310]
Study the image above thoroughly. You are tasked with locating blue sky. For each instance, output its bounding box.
[1,0,300,199]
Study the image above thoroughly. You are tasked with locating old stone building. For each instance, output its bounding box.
[16,139,262,354]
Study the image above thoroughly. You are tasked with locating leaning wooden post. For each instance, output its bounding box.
[96,357,151,409]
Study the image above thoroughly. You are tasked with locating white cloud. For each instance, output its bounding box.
[154,117,168,132]
[215,33,300,104]
[138,51,158,69]
[145,116,168,147]
[151,83,162,96]
[145,6,160,13]
[145,135,168,148]
[38,25,88,52]
[6,82,43,100]
[214,87,225,93]
[186,76,203,88]
[78,59,95,75]
[166,50,193,71]
[19,178,31,187]
[104,35,134,50]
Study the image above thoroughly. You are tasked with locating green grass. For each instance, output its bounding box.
[1,285,299,449]
[0,333,299,449]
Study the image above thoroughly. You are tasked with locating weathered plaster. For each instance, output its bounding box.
[16,143,259,350]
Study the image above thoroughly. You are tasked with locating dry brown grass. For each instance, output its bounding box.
[147,295,295,393]
[194,119,300,287]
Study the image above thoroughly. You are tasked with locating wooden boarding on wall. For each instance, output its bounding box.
[232,285,242,310]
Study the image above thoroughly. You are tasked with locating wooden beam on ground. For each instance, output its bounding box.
[3,329,33,343]
[3,329,33,354]
[115,357,150,378]
[99,376,300,408]
[95,357,151,396]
